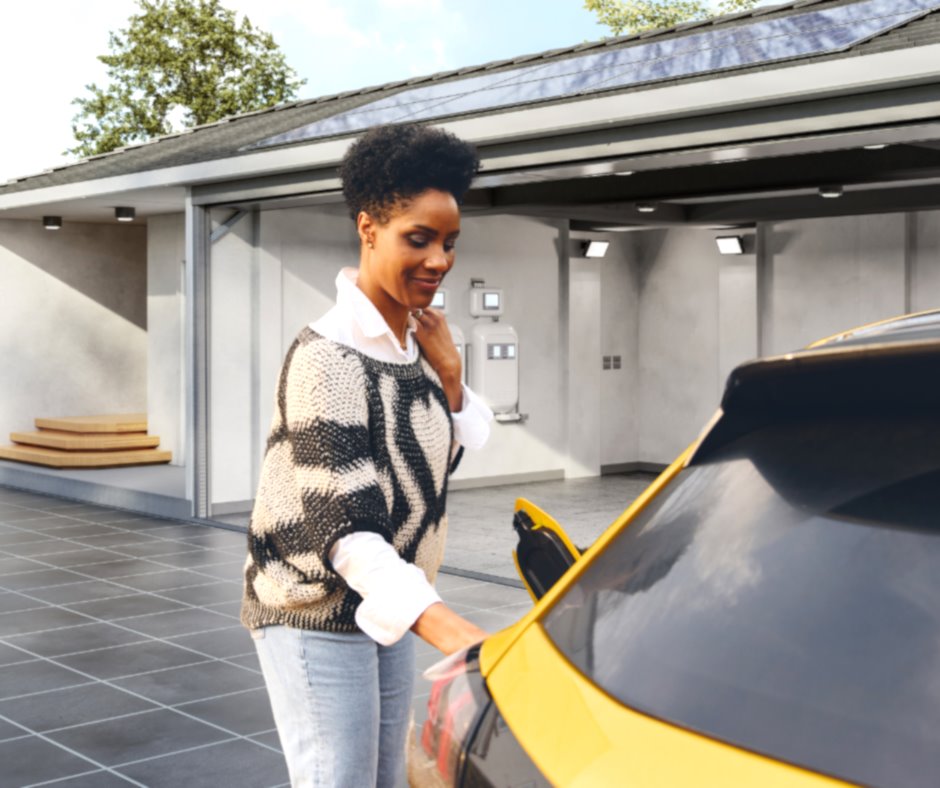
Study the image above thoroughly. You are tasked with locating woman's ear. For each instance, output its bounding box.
[357,211,376,249]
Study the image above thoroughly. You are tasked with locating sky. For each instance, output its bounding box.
[0,0,764,183]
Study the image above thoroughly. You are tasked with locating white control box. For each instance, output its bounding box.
[470,323,518,413]
[430,288,448,313]
[469,288,504,317]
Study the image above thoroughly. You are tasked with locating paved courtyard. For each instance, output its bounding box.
[0,485,532,787]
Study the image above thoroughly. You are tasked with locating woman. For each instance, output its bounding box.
[241,123,492,788]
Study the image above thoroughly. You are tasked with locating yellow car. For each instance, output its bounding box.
[411,310,940,787]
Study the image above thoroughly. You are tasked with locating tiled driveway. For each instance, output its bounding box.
[0,485,530,787]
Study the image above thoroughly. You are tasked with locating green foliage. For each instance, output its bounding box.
[69,0,305,158]
[584,0,761,36]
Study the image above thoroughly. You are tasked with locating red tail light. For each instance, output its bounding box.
[411,644,486,787]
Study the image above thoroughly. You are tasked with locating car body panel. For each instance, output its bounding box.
[486,624,848,787]
[478,445,694,679]
[466,313,940,787]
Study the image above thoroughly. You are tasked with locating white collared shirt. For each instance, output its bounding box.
[312,268,492,645]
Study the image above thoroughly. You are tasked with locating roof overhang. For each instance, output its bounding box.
[3,42,940,216]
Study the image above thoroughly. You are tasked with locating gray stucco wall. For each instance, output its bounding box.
[147,214,185,465]
[0,219,147,442]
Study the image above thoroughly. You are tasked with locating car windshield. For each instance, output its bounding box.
[542,415,940,787]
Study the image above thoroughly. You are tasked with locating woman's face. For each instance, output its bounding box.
[357,188,461,318]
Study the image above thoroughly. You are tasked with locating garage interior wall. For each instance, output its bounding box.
[194,203,940,509]
[0,218,147,443]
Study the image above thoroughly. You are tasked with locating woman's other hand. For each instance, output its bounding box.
[412,602,489,655]
[413,308,463,412]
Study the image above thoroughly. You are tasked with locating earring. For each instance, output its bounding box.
[367,238,374,249]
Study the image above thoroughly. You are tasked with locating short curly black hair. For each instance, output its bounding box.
[339,123,480,223]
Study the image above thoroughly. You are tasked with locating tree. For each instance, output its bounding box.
[584,0,761,36]
[69,0,305,158]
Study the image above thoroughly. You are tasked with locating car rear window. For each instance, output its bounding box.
[542,415,940,788]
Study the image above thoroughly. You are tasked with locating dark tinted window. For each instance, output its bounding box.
[543,416,940,787]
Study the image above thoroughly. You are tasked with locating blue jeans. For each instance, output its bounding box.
[253,625,415,788]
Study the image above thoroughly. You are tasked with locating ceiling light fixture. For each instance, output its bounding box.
[582,240,610,258]
[43,216,62,230]
[818,185,844,199]
[115,206,136,222]
[715,236,744,255]
[636,202,657,213]
[615,170,635,177]
[863,143,889,150]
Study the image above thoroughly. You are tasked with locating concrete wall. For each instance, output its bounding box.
[147,214,185,464]
[761,214,907,355]
[911,210,940,312]
[634,228,725,464]
[0,219,147,442]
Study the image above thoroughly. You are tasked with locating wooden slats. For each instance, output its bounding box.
[35,414,148,434]
[0,414,171,469]
[10,430,161,451]
[0,444,172,469]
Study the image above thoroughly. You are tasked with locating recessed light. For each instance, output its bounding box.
[115,206,136,222]
[636,202,657,213]
[582,240,610,258]
[863,143,889,150]
[818,186,844,199]
[615,170,635,177]
[43,216,62,230]
[715,236,744,255]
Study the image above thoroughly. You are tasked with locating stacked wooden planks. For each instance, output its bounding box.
[0,414,172,468]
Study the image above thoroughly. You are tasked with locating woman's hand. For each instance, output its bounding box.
[412,602,489,655]
[413,308,463,412]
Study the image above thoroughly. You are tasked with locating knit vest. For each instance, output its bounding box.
[241,327,455,633]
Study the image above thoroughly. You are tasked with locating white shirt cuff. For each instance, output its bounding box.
[330,531,442,646]
[451,384,493,450]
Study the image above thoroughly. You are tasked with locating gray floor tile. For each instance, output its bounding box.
[0,606,93,637]
[175,686,275,735]
[48,708,230,766]
[248,730,282,751]
[0,642,35,666]
[205,600,241,618]
[115,738,289,788]
[113,660,264,706]
[6,622,148,658]
[27,580,137,606]
[38,523,121,539]
[185,561,244,581]
[56,640,208,681]
[0,716,27,741]
[3,539,93,558]
[77,558,170,580]
[0,557,50,579]
[39,548,128,568]
[65,594,187,621]
[157,581,241,606]
[70,532,162,549]
[141,547,218,568]
[1,514,80,528]
[0,592,43,615]
[0,735,101,785]
[0,530,54,546]
[224,653,261,672]
[107,568,209,591]
[0,659,91,699]
[104,539,204,558]
[119,607,235,639]
[164,625,253,659]
[0,681,158,732]
[33,769,140,786]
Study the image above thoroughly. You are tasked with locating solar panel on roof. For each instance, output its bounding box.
[249,0,940,151]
